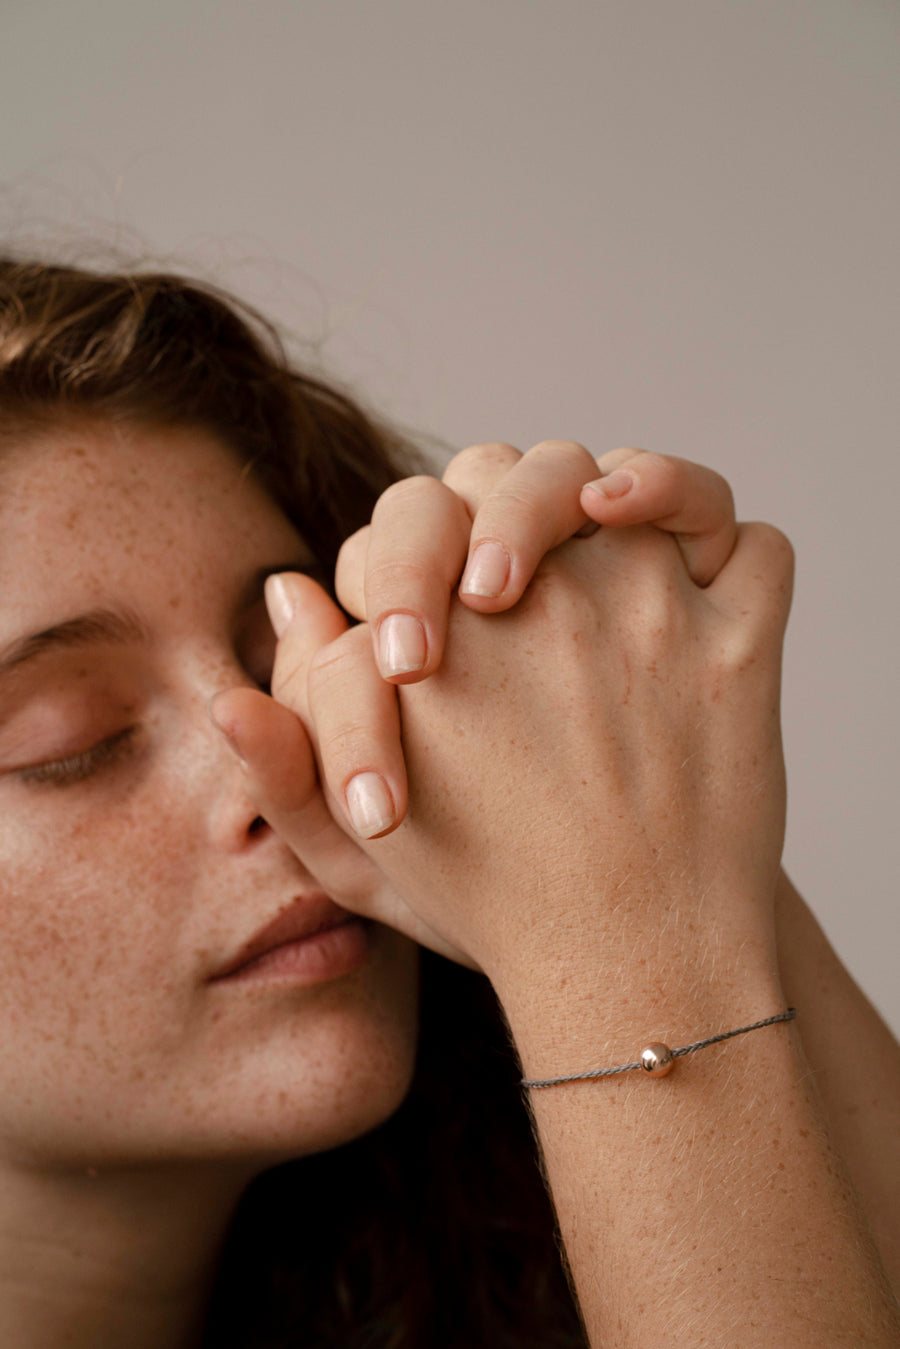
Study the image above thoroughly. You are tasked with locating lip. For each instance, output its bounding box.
[209,894,368,984]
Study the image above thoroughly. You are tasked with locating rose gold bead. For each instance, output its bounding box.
[640,1043,674,1077]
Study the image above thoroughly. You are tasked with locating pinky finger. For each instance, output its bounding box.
[580,448,737,587]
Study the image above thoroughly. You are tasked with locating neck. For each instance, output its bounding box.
[0,1157,258,1349]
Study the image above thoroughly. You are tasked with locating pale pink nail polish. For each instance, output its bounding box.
[378,613,427,676]
[459,542,510,598]
[265,575,294,638]
[346,772,395,839]
[587,470,634,501]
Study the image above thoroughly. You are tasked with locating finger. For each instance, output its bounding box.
[265,572,349,724]
[440,441,522,515]
[458,439,598,609]
[363,476,473,683]
[334,525,370,620]
[307,624,407,838]
[338,447,524,672]
[705,521,795,643]
[362,445,522,683]
[579,448,737,587]
[208,685,324,837]
[266,572,409,839]
[208,686,394,919]
[211,686,480,966]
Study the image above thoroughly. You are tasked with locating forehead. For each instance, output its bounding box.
[0,420,306,618]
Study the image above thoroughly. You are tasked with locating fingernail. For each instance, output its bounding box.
[345,772,395,839]
[378,613,427,677]
[586,470,635,501]
[459,541,510,598]
[265,575,294,639]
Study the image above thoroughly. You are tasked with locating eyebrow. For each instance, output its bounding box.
[0,557,329,680]
[0,607,151,677]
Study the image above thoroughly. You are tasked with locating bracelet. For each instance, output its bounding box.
[521,1007,797,1089]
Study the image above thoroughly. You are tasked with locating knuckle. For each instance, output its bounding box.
[596,445,648,472]
[701,631,764,691]
[741,522,796,600]
[364,556,432,596]
[483,481,544,518]
[370,473,440,522]
[307,639,353,688]
[523,558,596,627]
[755,521,795,571]
[318,721,376,762]
[527,438,592,467]
[334,530,369,610]
[336,525,369,571]
[627,588,684,655]
[641,451,684,493]
[527,439,602,484]
[454,441,520,465]
[305,632,366,704]
[442,442,521,484]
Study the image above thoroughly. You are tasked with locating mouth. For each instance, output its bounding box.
[209,895,372,986]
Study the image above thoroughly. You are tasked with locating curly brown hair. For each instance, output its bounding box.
[0,257,587,1348]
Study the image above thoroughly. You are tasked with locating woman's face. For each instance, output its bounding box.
[0,420,418,1171]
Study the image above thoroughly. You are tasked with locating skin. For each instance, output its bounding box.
[1,419,895,1344]
[218,442,900,1343]
[327,439,900,1290]
[0,420,418,1349]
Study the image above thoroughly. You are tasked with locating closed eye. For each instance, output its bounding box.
[16,727,139,788]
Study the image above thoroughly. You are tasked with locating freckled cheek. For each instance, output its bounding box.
[0,813,199,1027]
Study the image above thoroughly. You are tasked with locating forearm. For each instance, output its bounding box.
[775,867,900,1292]
[493,905,900,1348]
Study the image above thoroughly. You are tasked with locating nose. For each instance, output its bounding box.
[195,676,277,856]
[210,774,273,854]
[203,676,328,875]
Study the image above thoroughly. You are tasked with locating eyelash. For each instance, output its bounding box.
[17,727,138,788]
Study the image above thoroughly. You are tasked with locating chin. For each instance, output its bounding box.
[142,1004,420,1170]
[11,935,421,1173]
[198,933,421,1165]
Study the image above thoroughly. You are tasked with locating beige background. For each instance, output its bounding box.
[2,0,898,1031]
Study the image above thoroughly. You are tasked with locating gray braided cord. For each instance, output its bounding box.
[521,1007,797,1089]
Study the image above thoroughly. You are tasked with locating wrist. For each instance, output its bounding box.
[486,897,783,1083]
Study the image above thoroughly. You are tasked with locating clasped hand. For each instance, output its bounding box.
[212,442,794,986]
